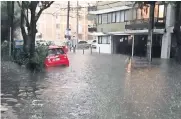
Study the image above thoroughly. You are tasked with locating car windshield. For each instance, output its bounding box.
[79,41,87,44]
[48,48,65,56]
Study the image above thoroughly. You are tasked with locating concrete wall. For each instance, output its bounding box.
[97,22,126,32]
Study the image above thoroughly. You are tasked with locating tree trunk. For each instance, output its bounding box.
[147,2,155,62]
[29,2,38,58]
[21,1,29,54]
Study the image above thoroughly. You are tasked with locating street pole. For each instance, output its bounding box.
[76,1,79,47]
[11,1,14,59]
[67,1,70,40]
[131,35,135,58]
[147,2,155,62]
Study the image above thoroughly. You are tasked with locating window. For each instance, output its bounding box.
[142,6,149,19]
[137,8,142,19]
[55,14,58,19]
[116,11,120,22]
[98,14,102,24]
[56,33,60,39]
[98,36,102,44]
[102,14,108,24]
[112,12,116,22]
[102,36,107,44]
[158,5,164,18]
[56,24,60,29]
[154,5,159,17]
[132,9,137,20]
[125,10,130,21]
[96,15,99,24]
[120,11,125,22]
[108,13,112,23]
[107,36,111,44]
[98,36,110,44]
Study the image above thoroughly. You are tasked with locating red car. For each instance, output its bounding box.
[62,45,68,53]
[44,45,69,67]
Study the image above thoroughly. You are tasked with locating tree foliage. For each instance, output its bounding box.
[16,1,54,57]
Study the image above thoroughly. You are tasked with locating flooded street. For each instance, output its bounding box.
[1,52,181,119]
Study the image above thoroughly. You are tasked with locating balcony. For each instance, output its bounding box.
[125,17,165,30]
[88,24,97,32]
[88,6,97,12]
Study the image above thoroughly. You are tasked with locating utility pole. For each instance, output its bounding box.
[147,2,155,62]
[66,1,70,40]
[76,1,79,47]
[7,1,14,59]
[11,1,14,59]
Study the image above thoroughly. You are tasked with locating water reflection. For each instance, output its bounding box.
[1,54,181,119]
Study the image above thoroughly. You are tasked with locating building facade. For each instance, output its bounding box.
[89,1,175,59]
[37,1,95,42]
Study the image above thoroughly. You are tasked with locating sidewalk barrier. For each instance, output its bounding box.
[90,47,92,54]
[99,47,100,54]
[73,46,76,53]
[83,49,84,54]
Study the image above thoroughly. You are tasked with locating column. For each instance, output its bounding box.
[161,4,175,59]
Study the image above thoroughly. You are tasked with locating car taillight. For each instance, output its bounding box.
[63,54,67,58]
[46,57,51,62]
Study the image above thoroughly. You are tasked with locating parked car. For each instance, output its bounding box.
[53,41,69,53]
[77,40,90,49]
[36,40,48,46]
[91,40,97,49]
[44,45,69,67]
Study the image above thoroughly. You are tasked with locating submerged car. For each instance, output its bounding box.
[44,45,69,67]
[52,41,69,53]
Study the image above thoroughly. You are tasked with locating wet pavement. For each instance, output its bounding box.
[1,52,181,119]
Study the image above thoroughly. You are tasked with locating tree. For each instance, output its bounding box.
[17,1,54,58]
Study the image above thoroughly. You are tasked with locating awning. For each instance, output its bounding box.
[109,31,130,35]
[124,29,165,34]
[89,6,132,15]
[89,29,165,36]
[88,32,107,36]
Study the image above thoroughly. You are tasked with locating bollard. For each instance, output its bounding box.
[83,49,84,54]
[73,46,76,53]
[70,47,72,52]
[91,46,92,54]
[99,47,100,54]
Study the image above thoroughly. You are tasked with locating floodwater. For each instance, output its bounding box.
[1,51,181,119]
